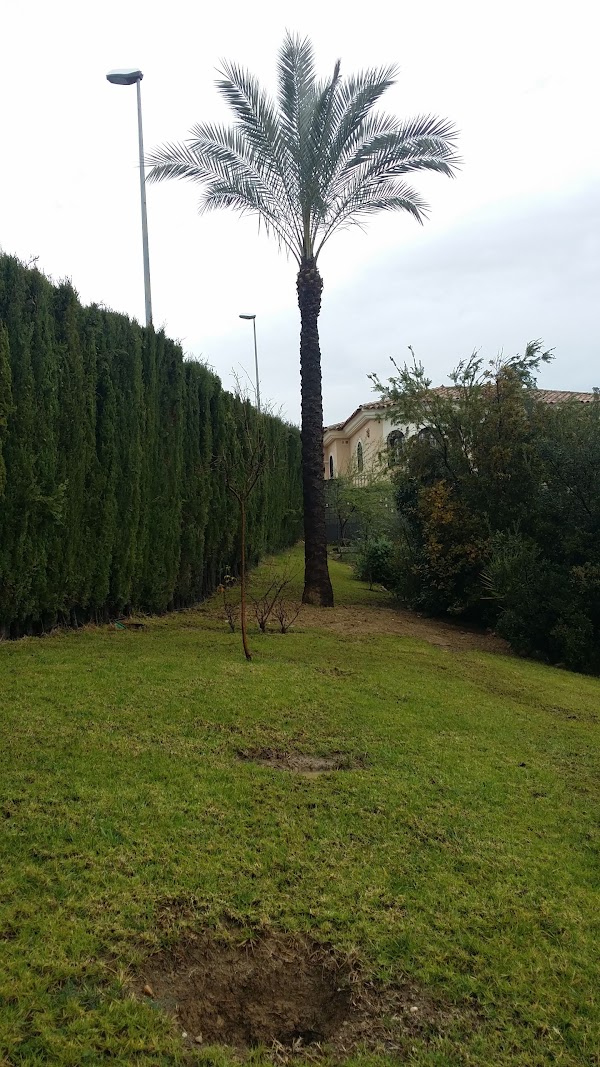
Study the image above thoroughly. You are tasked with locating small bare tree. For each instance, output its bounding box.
[272,596,302,633]
[251,564,294,632]
[220,387,273,660]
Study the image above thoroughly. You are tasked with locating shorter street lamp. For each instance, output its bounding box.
[106,68,153,327]
[239,314,261,413]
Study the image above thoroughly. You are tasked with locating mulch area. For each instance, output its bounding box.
[298,602,508,655]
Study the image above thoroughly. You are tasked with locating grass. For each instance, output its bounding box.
[1,546,599,1066]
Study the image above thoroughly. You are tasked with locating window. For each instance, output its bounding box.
[329,454,334,479]
[387,430,404,466]
[356,441,364,472]
[418,426,437,445]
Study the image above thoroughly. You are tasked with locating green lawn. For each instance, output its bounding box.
[1,549,598,1066]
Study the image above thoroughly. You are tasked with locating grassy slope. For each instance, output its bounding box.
[0,548,598,1066]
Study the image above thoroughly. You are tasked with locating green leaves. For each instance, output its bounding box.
[0,254,302,635]
[146,35,460,263]
[0,323,12,497]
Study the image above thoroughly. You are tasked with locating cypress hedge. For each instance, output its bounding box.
[0,255,302,637]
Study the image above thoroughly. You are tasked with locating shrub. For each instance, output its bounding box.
[390,480,488,616]
[370,343,600,671]
[355,537,395,589]
[485,535,600,672]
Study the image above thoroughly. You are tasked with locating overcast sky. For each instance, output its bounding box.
[1,0,598,425]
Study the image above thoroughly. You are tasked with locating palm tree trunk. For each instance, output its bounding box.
[297,258,334,606]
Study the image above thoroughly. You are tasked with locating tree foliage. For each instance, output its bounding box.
[372,344,600,672]
[326,455,394,547]
[0,255,302,637]
[0,323,12,497]
[146,34,460,263]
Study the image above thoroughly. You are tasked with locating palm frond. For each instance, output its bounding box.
[214,62,302,243]
[294,62,342,254]
[147,126,253,184]
[186,123,284,208]
[200,179,301,260]
[317,110,395,199]
[316,179,428,256]
[145,140,209,184]
[149,123,297,217]
[147,128,301,257]
[322,67,399,187]
[343,115,461,175]
[325,116,460,207]
[277,32,316,161]
[215,62,291,176]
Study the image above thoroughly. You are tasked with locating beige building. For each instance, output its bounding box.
[323,399,418,481]
[324,389,596,481]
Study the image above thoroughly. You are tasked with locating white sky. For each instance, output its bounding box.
[1,0,598,424]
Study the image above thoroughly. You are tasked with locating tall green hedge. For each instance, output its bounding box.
[0,255,302,636]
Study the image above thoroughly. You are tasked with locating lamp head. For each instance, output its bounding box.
[106,68,143,86]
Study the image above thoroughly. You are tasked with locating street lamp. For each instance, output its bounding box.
[239,314,261,413]
[106,68,153,327]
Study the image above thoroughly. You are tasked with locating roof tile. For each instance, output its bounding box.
[324,387,596,432]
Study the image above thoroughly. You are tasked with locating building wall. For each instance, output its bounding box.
[324,410,415,480]
[325,437,351,479]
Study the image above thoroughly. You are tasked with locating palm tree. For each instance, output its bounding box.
[146,33,460,606]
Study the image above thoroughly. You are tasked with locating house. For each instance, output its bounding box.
[323,389,596,480]
[323,400,408,480]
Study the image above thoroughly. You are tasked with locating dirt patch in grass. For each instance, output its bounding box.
[136,930,465,1057]
[299,603,508,654]
[138,931,349,1049]
[541,703,598,723]
[315,666,355,678]
[237,748,364,775]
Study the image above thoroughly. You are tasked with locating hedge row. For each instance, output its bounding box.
[0,255,302,637]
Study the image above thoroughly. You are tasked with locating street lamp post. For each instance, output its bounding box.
[239,314,261,413]
[106,68,153,328]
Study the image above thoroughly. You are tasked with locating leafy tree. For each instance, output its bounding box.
[146,33,460,606]
[370,343,555,599]
[372,343,600,671]
[485,399,600,670]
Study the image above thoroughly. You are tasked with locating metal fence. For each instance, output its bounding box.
[325,517,362,545]
[324,480,363,545]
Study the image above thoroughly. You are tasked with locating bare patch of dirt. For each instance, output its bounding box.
[237,748,365,775]
[299,603,509,654]
[541,703,597,723]
[135,931,467,1057]
[138,932,349,1049]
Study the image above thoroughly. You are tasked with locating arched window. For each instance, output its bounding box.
[418,425,437,445]
[387,430,404,466]
[356,441,364,472]
[329,454,334,479]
